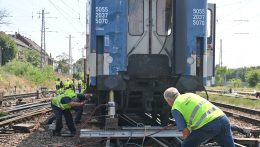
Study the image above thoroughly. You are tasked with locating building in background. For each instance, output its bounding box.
[9,32,54,66]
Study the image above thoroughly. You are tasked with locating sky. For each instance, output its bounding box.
[0,0,88,63]
[0,0,260,68]
[208,0,260,68]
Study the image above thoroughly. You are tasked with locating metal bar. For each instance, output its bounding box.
[80,128,182,138]
[150,137,168,147]
[234,143,247,147]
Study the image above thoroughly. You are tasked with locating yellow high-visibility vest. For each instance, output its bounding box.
[172,93,224,131]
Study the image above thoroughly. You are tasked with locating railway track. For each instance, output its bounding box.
[207,89,259,98]
[0,101,51,128]
[212,101,260,140]
[212,101,260,126]
[79,100,260,147]
[0,90,54,102]
[0,92,53,130]
[0,92,259,146]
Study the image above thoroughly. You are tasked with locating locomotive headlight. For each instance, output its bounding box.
[106,55,113,63]
[187,57,195,64]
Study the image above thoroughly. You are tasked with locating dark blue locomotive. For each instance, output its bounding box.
[87,0,216,123]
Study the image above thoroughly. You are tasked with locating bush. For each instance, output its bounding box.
[245,70,260,87]
[3,60,56,84]
[256,83,260,90]
[0,67,3,81]
[228,78,242,88]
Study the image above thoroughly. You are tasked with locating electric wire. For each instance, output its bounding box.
[60,0,81,17]
[47,0,81,32]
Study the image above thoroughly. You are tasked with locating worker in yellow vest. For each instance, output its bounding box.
[48,81,92,126]
[163,87,235,147]
[77,79,82,93]
[63,81,92,124]
[51,93,84,136]
[55,78,60,90]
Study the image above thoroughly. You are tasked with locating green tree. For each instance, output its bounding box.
[215,65,228,86]
[55,52,70,74]
[228,78,242,88]
[245,70,260,87]
[73,58,84,79]
[0,32,18,65]
[74,58,84,73]
[256,83,260,90]
[26,49,40,67]
[21,48,41,67]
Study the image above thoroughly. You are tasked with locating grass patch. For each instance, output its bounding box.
[0,112,8,117]
[0,60,64,94]
[198,92,260,109]
[206,86,259,92]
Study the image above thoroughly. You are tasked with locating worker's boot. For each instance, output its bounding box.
[52,131,61,136]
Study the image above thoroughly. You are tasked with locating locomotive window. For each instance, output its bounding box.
[128,0,144,36]
[157,0,172,36]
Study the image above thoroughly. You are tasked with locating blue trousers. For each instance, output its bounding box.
[182,115,235,147]
[51,104,76,134]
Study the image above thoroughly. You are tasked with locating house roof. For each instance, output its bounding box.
[9,32,54,60]
[11,32,41,51]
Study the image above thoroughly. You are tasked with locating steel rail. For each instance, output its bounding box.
[212,101,260,117]
[1,91,54,101]
[6,102,50,113]
[0,108,51,127]
[223,109,260,126]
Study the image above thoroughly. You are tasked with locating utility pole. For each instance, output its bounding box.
[69,35,72,74]
[219,39,223,67]
[38,9,49,68]
[85,1,90,86]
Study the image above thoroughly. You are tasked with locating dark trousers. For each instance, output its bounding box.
[51,104,76,134]
[78,85,82,93]
[72,106,83,124]
[182,115,235,147]
[56,85,60,90]
[49,105,83,125]
[47,114,56,124]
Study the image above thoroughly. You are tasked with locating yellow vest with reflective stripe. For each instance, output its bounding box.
[52,94,71,110]
[78,80,82,85]
[172,93,224,131]
[55,81,60,86]
[64,89,76,98]
[56,88,64,95]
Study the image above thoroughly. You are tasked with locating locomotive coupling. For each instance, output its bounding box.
[108,90,115,118]
[108,101,116,117]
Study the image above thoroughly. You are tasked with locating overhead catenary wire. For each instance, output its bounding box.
[45,21,85,35]
[60,0,80,16]
[47,0,82,32]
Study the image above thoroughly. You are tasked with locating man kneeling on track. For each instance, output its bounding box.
[163,87,235,147]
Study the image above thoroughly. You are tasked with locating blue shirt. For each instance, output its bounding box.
[61,96,72,104]
[171,109,187,131]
